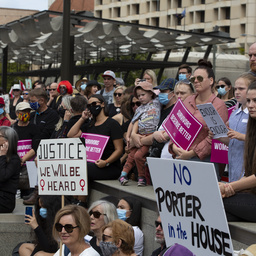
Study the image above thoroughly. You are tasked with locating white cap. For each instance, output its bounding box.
[13,84,21,90]
[102,70,116,80]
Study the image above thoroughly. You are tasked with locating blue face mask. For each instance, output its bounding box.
[117,209,127,221]
[0,108,4,115]
[39,208,47,218]
[158,93,170,105]
[217,87,228,96]
[80,83,87,91]
[30,101,40,111]
[179,74,187,81]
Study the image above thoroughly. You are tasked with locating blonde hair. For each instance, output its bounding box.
[102,220,135,254]
[53,205,90,243]
[143,69,157,86]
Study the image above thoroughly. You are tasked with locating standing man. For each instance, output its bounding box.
[47,82,61,110]
[23,88,59,205]
[177,64,192,80]
[248,42,256,77]
[97,70,116,105]
[151,215,166,256]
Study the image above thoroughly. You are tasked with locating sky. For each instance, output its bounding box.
[0,0,48,11]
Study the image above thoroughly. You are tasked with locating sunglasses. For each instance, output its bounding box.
[155,221,162,229]
[59,86,66,90]
[249,54,256,59]
[48,88,57,91]
[0,104,4,108]
[114,93,123,97]
[216,85,225,89]
[189,75,204,83]
[55,223,79,233]
[22,93,29,95]
[13,89,20,92]
[89,210,106,219]
[175,79,195,93]
[131,102,141,107]
[87,101,101,109]
[102,234,112,241]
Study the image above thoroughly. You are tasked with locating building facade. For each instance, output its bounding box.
[94,0,256,54]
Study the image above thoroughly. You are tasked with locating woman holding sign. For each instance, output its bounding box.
[168,59,228,178]
[219,81,256,222]
[68,94,123,181]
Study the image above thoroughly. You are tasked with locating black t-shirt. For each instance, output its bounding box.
[30,108,59,140]
[81,118,123,165]
[90,236,103,256]
[9,97,23,119]
[13,122,41,152]
[108,103,121,117]
[49,95,62,110]
[158,104,175,129]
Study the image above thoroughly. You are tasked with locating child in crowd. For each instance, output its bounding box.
[119,81,160,186]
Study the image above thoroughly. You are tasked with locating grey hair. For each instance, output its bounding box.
[0,126,18,161]
[88,200,118,224]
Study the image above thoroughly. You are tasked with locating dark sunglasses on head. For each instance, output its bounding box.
[55,223,79,233]
[131,102,141,107]
[87,101,101,109]
[216,85,225,89]
[155,220,162,229]
[89,210,106,219]
[189,75,204,83]
[175,79,195,93]
[114,93,123,97]
[102,234,112,241]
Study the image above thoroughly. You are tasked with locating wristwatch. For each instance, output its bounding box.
[105,160,110,167]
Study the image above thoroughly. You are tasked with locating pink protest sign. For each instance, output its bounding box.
[17,139,32,160]
[210,105,236,164]
[210,139,228,164]
[80,133,109,162]
[162,99,203,150]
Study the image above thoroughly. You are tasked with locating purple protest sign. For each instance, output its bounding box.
[80,133,109,162]
[162,99,203,150]
[17,139,32,161]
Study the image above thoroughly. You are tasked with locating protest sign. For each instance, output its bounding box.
[162,99,203,150]
[148,157,233,256]
[210,140,228,164]
[25,78,32,89]
[26,161,37,188]
[37,138,87,195]
[80,133,109,162]
[197,103,228,139]
[17,139,33,161]
[1,94,10,113]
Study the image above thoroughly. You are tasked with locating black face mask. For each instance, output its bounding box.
[89,105,102,117]
[58,106,66,119]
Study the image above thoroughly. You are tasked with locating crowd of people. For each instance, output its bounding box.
[1,41,256,255]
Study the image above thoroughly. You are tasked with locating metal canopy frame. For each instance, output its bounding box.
[0,9,235,88]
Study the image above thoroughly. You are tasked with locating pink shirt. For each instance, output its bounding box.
[169,94,228,160]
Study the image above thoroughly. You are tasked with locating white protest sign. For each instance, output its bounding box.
[196,103,228,139]
[26,161,38,188]
[37,138,88,195]
[148,157,233,256]
[1,94,10,113]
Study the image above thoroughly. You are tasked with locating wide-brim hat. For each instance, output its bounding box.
[134,81,155,98]
[75,77,88,90]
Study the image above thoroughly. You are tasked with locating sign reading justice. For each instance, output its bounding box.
[148,157,233,256]
[37,138,88,195]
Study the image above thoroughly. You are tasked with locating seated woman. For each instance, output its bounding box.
[0,126,21,213]
[67,94,123,181]
[100,219,136,256]
[117,197,144,256]
[19,196,63,256]
[53,204,100,256]
[219,81,256,222]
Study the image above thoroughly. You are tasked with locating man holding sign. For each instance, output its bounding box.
[168,60,228,179]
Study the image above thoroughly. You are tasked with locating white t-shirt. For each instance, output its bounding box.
[54,244,100,256]
[133,226,144,256]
